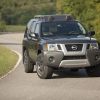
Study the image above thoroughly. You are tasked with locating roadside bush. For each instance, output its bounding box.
[0,21,6,32]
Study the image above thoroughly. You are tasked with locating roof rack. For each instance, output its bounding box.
[34,14,74,22]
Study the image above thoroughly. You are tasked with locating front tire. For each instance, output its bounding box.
[23,50,34,73]
[86,65,100,77]
[36,54,53,79]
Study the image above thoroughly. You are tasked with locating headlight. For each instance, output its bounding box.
[48,44,58,51]
[44,44,58,51]
[90,43,99,49]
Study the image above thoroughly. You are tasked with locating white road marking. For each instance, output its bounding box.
[0,50,22,80]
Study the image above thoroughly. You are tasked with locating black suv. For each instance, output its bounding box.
[22,14,100,79]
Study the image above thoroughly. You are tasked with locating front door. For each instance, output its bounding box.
[28,23,40,62]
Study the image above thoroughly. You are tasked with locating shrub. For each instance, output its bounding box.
[0,21,6,32]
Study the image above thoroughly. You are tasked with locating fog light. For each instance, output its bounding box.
[49,56,55,63]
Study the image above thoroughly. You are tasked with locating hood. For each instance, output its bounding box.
[42,35,97,44]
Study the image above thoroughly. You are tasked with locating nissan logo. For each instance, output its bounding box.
[71,45,78,50]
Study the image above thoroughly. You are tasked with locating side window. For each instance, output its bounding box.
[34,23,40,34]
[26,22,36,39]
[30,22,36,33]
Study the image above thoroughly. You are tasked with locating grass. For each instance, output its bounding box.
[6,25,26,32]
[0,46,18,77]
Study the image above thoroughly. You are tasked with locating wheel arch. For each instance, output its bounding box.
[23,46,27,63]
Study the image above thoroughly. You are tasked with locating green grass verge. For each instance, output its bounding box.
[6,25,26,32]
[0,46,18,77]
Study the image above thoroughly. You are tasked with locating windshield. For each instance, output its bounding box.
[41,21,87,37]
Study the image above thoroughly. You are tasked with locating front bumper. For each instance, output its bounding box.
[43,51,64,67]
[43,50,100,68]
[59,59,90,68]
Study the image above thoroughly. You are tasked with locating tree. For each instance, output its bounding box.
[56,0,100,41]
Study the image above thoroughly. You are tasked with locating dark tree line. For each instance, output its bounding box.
[0,0,56,25]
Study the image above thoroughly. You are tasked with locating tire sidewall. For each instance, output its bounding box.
[23,50,33,73]
[36,54,53,79]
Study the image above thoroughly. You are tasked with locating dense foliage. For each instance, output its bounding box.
[0,0,56,25]
[56,0,100,40]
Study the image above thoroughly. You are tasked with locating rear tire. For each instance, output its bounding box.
[86,65,100,77]
[36,54,53,79]
[23,50,34,73]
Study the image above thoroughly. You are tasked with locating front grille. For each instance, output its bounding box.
[65,44,83,51]
[63,55,86,60]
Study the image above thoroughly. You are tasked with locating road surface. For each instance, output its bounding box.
[0,33,100,100]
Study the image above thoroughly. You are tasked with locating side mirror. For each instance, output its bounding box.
[89,31,95,36]
[29,33,39,40]
[29,33,36,38]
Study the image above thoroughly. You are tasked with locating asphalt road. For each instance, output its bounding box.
[0,33,100,100]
